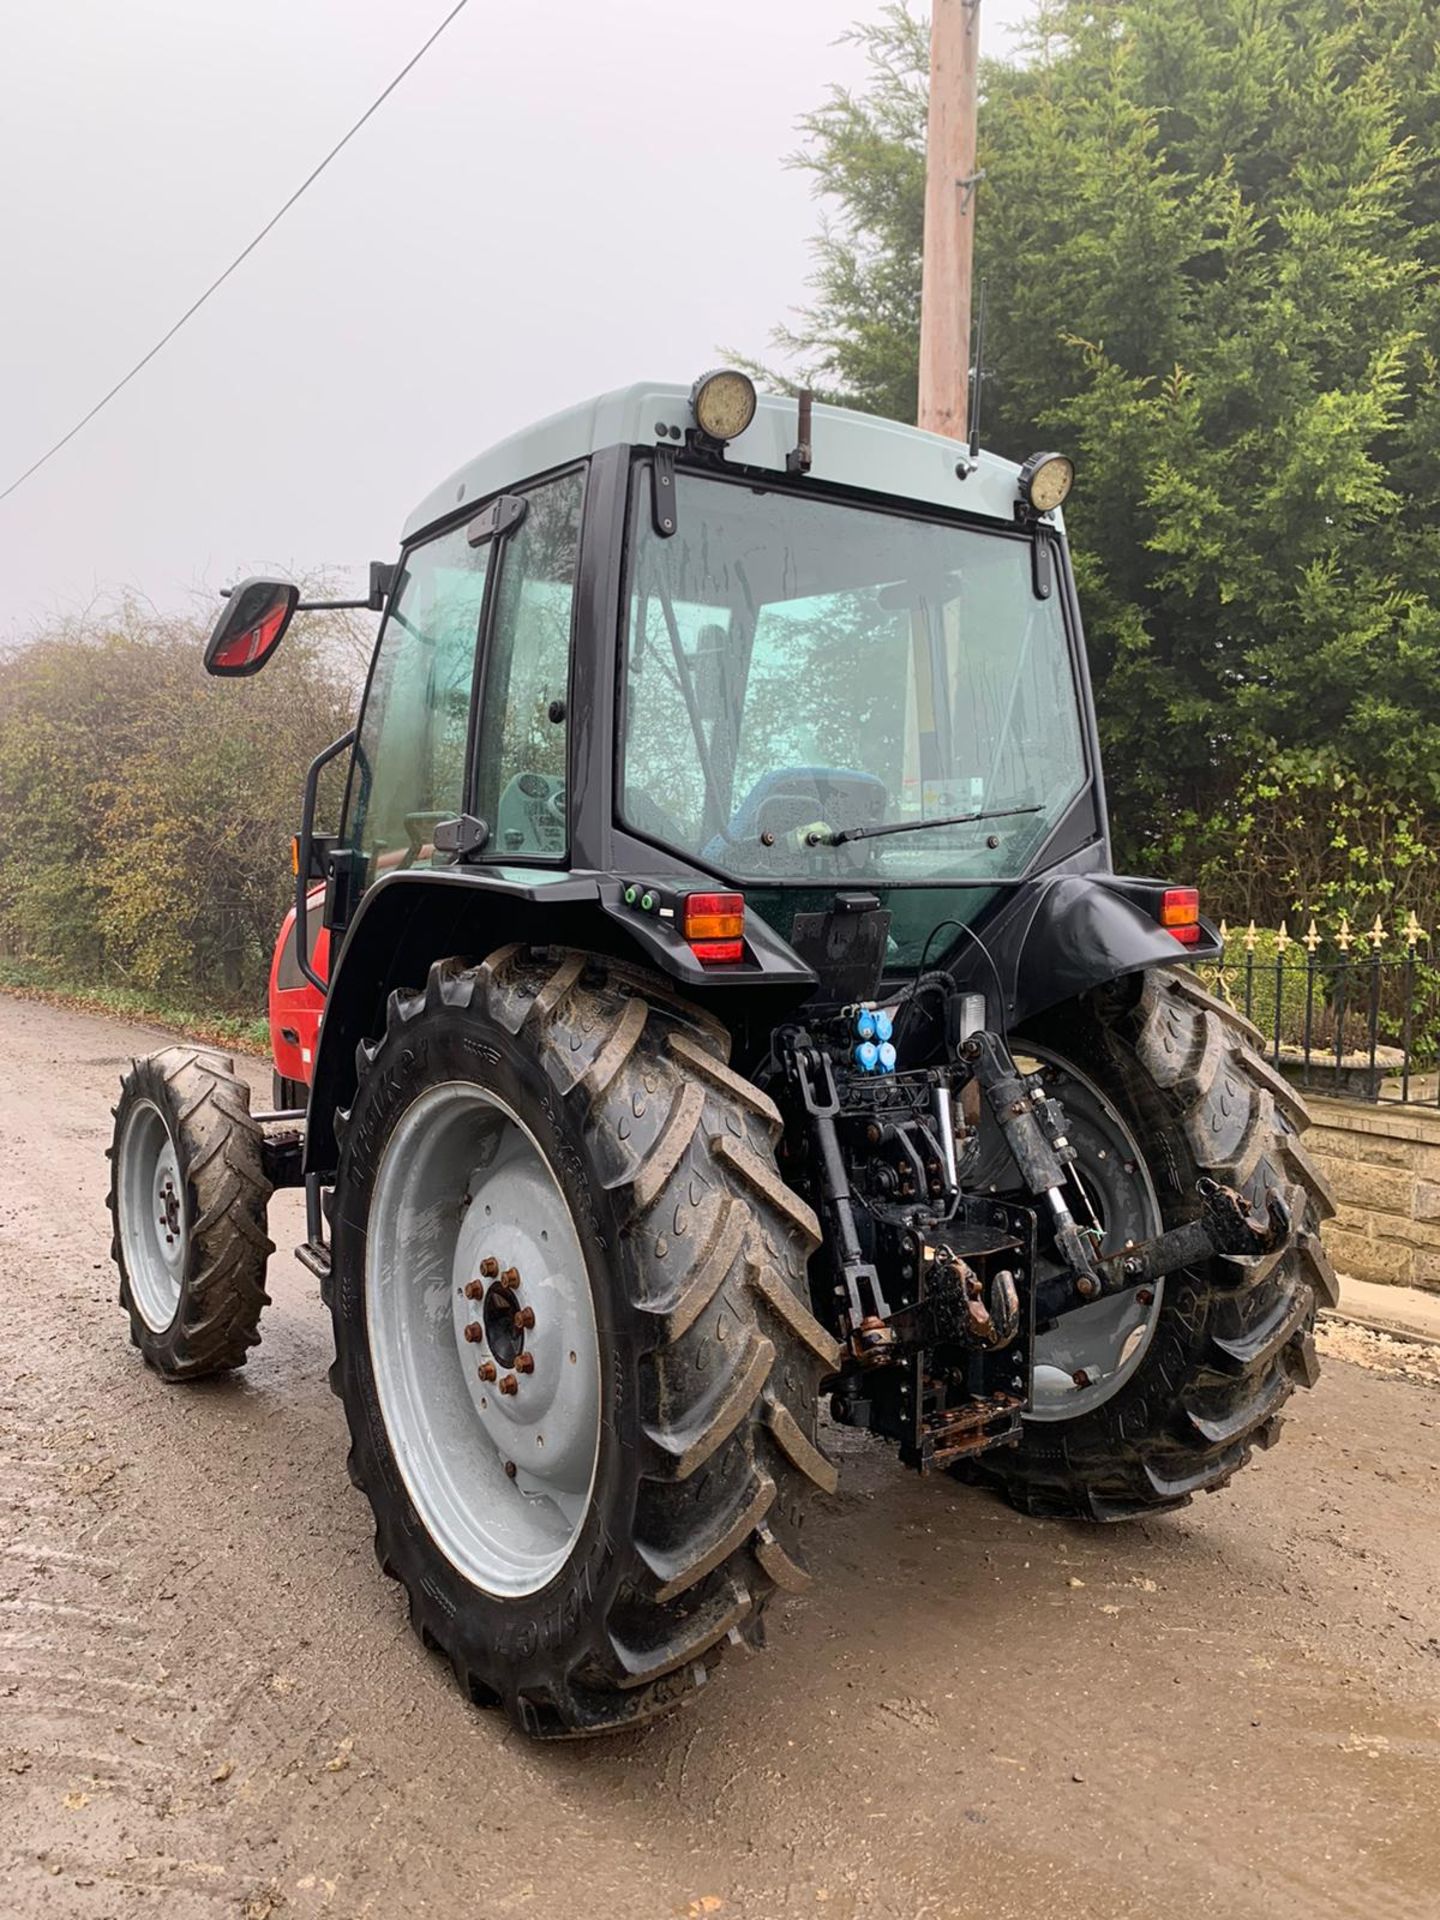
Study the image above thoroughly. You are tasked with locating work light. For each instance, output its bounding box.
[690,368,757,443]
[1018,450,1074,514]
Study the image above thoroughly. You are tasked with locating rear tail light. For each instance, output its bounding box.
[684,891,745,964]
[1161,887,1202,945]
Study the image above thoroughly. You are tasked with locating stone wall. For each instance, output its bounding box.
[1306,1095,1440,1292]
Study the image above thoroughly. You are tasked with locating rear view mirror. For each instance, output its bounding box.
[204,577,300,677]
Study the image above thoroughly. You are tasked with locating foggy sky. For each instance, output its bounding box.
[0,0,1028,639]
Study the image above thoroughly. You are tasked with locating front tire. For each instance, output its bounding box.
[968,967,1338,1520]
[328,949,839,1737]
[108,1047,274,1379]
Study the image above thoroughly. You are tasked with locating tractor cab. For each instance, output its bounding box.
[215,372,1196,1063]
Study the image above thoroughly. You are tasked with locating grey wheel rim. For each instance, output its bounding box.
[973,1045,1165,1422]
[117,1099,187,1334]
[365,1082,602,1599]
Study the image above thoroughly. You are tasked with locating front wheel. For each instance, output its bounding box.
[965,967,1337,1520]
[328,949,839,1737]
[108,1048,273,1379]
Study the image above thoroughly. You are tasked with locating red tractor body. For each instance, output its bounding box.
[267,887,328,1094]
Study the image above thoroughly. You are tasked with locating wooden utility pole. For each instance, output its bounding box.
[917,0,982,441]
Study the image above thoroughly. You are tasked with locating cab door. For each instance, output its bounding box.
[342,521,493,898]
[333,464,586,921]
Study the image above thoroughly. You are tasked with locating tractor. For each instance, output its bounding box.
[107,372,1335,1737]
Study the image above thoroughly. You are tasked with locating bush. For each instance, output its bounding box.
[0,596,360,1012]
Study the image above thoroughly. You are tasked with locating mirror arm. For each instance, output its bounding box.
[221,561,395,615]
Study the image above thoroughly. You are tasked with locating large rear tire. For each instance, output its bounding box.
[328,948,839,1737]
[108,1047,274,1380]
[966,967,1337,1520]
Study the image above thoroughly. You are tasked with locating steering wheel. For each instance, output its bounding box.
[497,771,566,854]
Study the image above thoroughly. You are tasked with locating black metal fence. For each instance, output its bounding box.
[1199,915,1438,1107]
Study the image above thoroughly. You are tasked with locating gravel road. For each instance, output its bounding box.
[2,993,1437,1920]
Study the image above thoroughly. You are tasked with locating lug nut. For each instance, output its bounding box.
[477,1361,497,1382]
[499,1374,519,1396]
[463,1322,485,1343]
[1072,1368,1091,1388]
[512,1305,536,1332]
[1136,1287,1155,1307]
[500,1267,521,1288]
[479,1256,499,1279]
[514,1352,535,1375]
[463,1280,485,1300]
[504,1460,518,1479]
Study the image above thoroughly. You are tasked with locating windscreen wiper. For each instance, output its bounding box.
[811,803,1043,848]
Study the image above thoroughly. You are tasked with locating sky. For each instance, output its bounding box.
[0,0,1030,639]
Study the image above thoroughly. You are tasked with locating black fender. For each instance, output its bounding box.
[966,874,1222,1030]
[302,867,814,1174]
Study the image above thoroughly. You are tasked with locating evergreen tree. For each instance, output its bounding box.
[754,0,1440,924]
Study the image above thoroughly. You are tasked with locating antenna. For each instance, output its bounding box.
[968,278,988,463]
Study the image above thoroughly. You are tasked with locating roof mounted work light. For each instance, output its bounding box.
[690,368,757,444]
[1017,450,1074,514]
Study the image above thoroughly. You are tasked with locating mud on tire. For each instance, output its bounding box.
[108,1047,274,1380]
[328,947,840,1738]
[968,967,1338,1521]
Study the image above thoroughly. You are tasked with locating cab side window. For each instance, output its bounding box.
[346,524,490,890]
[474,470,584,859]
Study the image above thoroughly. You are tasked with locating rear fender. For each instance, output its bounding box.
[303,868,814,1174]
[970,875,1221,1030]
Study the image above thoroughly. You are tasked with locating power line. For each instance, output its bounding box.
[0,0,472,507]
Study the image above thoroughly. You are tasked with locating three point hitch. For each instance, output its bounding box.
[782,1017,1290,1472]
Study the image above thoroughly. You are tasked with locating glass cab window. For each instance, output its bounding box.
[346,524,490,890]
[474,469,584,860]
[621,472,1087,887]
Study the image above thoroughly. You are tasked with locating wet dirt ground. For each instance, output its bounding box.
[2,993,1438,1920]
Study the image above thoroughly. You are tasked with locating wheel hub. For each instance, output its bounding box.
[157,1172,182,1245]
[478,1276,524,1368]
[450,1189,598,1499]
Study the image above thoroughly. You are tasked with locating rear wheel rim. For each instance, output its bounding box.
[975,1045,1165,1422]
[117,1099,187,1333]
[365,1081,602,1599]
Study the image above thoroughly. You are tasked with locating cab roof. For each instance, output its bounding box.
[402,381,1042,540]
